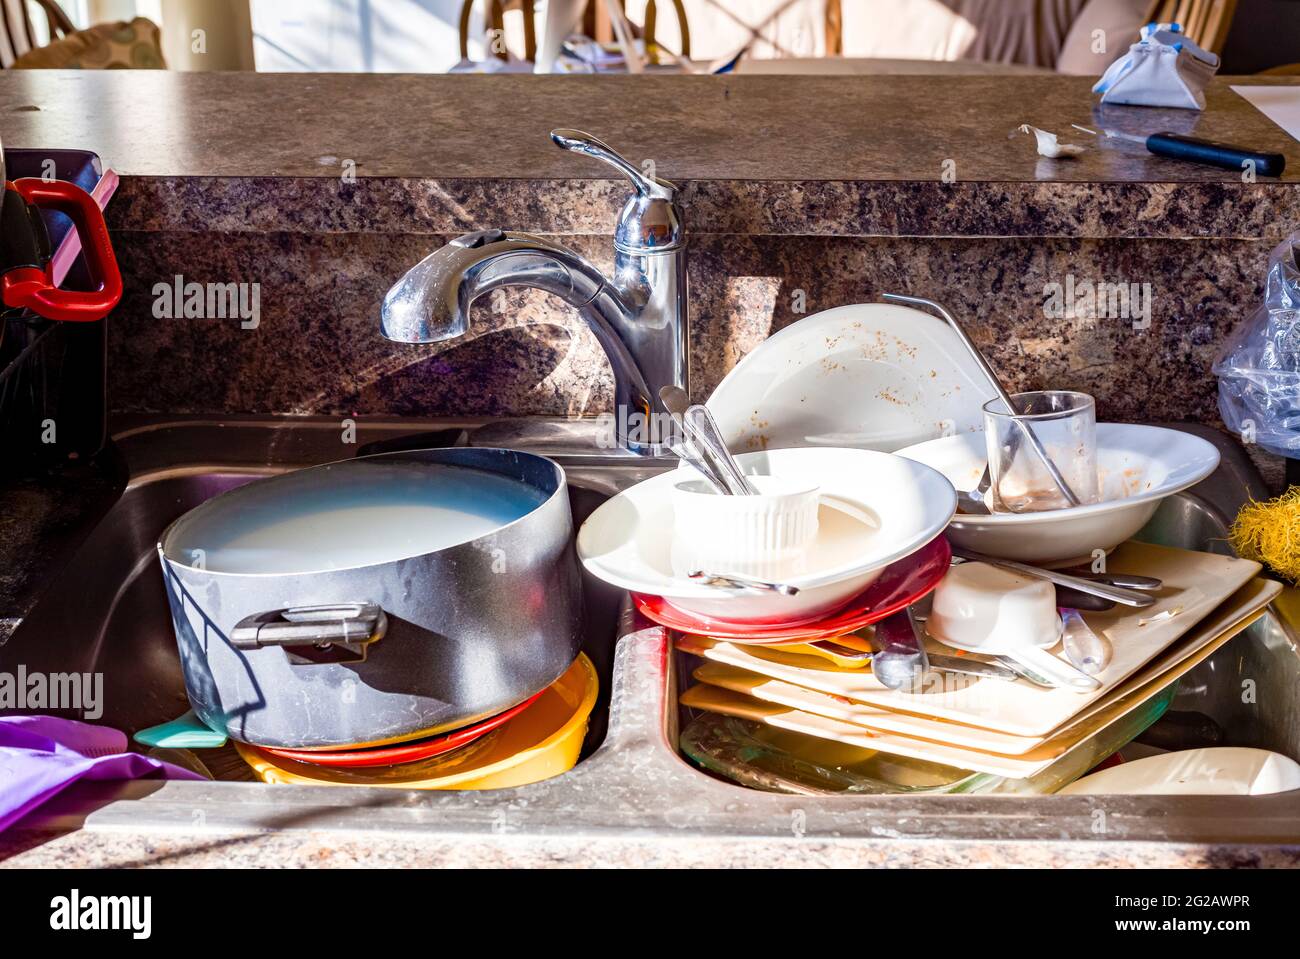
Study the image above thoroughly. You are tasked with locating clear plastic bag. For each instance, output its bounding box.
[1214,232,1300,457]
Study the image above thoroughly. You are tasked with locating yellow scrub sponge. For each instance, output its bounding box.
[1230,488,1300,583]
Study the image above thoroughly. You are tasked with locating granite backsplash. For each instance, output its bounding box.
[93,141,1300,505]
[104,174,1289,437]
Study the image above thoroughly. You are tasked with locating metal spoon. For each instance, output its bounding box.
[659,386,752,495]
[683,403,760,495]
[808,639,1020,682]
[869,610,934,692]
[660,387,731,494]
[1060,570,1163,591]
[951,546,1156,608]
[667,441,728,495]
[882,293,1082,508]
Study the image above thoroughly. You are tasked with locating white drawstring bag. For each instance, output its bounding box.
[1093,22,1219,110]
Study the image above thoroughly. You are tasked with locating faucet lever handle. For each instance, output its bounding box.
[551,129,676,201]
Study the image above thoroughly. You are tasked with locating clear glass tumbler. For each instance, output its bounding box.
[983,391,1099,513]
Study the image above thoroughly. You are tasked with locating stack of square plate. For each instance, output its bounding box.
[678,541,1279,782]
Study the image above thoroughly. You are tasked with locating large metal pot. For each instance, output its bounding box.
[157,447,583,750]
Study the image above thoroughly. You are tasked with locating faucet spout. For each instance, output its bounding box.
[382,229,656,446]
[380,130,688,457]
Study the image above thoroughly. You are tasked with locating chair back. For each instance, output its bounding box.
[459,0,538,62]
[1142,0,1238,55]
[1,0,74,68]
[644,0,691,57]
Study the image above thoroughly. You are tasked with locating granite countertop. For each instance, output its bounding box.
[2,71,1298,240]
[1,70,1294,182]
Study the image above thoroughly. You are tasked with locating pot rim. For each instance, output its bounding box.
[157,446,570,578]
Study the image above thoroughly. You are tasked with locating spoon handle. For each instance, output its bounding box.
[952,546,1156,608]
[1007,644,1100,692]
[684,404,759,495]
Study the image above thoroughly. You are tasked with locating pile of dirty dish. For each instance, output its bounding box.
[580,299,1287,795]
[138,447,599,789]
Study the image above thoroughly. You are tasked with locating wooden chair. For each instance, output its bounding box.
[825,0,842,56]
[1,0,76,67]
[644,0,691,57]
[459,0,538,63]
[1142,0,1238,56]
[591,0,691,57]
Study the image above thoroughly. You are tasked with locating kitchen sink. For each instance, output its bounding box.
[0,428,627,766]
[1,418,1298,866]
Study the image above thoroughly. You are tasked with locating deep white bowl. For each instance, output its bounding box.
[577,447,956,624]
[896,424,1220,565]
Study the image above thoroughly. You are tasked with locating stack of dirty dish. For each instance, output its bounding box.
[235,655,598,789]
[146,446,602,790]
[678,541,1277,793]
[635,299,1269,794]
[579,445,957,631]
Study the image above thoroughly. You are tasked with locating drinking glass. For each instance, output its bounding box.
[983,391,1099,513]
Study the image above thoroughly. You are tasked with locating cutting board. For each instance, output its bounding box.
[681,588,1272,778]
[679,542,1266,737]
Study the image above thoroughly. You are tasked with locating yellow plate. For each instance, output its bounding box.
[236,654,598,790]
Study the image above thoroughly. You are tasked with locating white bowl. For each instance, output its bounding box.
[896,424,1220,565]
[577,447,956,624]
[926,562,1062,654]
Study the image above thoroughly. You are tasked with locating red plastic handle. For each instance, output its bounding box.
[2,177,122,322]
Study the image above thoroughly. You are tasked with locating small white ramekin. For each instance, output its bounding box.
[669,474,821,580]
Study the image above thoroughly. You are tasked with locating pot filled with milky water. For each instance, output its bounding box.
[157,447,583,750]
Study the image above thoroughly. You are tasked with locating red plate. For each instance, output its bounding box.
[260,689,545,768]
[632,535,951,644]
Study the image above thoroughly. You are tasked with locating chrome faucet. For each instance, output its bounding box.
[381,129,688,456]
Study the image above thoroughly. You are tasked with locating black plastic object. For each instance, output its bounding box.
[0,188,51,272]
[1145,133,1286,178]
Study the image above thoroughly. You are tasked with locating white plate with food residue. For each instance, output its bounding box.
[706,303,997,454]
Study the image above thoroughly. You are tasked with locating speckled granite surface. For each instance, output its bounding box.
[102,230,1275,433]
[1,70,1292,446]
[4,829,1297,868]
[3,72,1296,183]
[104,175,1300,241]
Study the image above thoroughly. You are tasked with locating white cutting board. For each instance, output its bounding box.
[679,542,1266,737]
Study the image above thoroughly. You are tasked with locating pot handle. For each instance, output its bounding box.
[2,177,123,322]
[231,603,387,665]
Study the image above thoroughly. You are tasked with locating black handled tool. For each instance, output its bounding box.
[1074,124,1286,177]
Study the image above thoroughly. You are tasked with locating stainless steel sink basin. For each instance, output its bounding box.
[1,469,625,757]
[2,418,1298,866]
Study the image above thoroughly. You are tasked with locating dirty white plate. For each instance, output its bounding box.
[706,303,996,454]
[1059,747,1300,796]
[576,447,955,624]
[896,424,1220,565]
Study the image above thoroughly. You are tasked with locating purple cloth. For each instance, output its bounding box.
[0,716,203,833]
